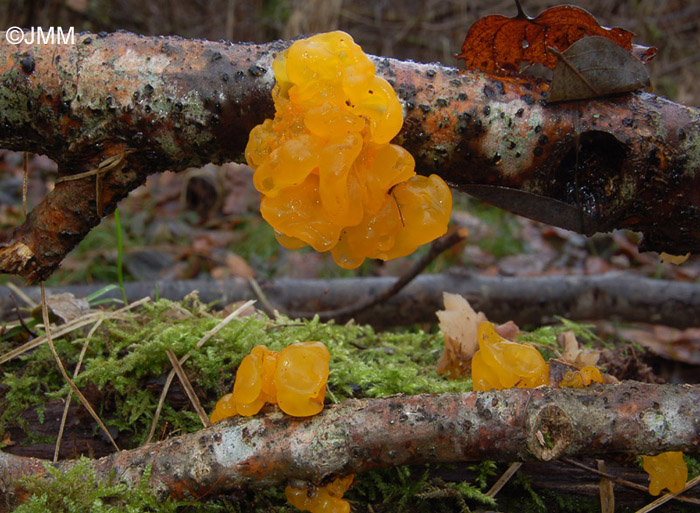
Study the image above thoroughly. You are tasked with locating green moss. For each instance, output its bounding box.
[13,458,195,513]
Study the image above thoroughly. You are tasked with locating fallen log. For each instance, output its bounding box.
[0,383,698,511]
[3,272,700,328]
[0,32,699,282]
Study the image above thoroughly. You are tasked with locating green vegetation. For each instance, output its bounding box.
[14,460,192,513]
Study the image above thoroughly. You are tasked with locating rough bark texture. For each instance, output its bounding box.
[0,31,699,282]
[3,272,700,328]
[0,383,698,511]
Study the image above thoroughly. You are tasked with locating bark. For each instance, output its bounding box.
[0,32,699,282]
[3,272,700,328]
[0,383,698,510]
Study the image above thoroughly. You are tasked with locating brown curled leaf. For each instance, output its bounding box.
[547,36,651,103]
[458,1,636,75]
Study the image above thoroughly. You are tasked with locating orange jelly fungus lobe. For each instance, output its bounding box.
[209,342,331,421]
[471,321,549,391]
[285,475,355,513]
[558,366,604,388]
[642,451,688,496]
[245,31,452,268]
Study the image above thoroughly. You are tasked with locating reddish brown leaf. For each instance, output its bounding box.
[458,2,636,75]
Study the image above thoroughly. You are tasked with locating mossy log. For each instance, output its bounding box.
[0,31,699,282]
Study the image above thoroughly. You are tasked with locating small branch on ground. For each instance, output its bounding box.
[4,272,700,329]
[285,227,468,322]
[0,383,698,511]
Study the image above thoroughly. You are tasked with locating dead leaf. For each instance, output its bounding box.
[32,293,90,324]
[211,253,255,279]
[660,252,690,265]
[617,325,700,365]
[1,432,15,447]
[458,1,635,75]
[436,292,488,378]
[558,330,600,368]
[548,36,651,103]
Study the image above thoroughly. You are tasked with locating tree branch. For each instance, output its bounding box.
[0,383,698,511]
[0,31,699,282]
[4,272,700,328]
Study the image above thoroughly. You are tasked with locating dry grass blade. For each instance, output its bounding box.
[145,299,256,444]
[5,281,37,309]
[598,459,615,513]
[40,283,120,452]
[0,296,150,365]
[635,475,700,513]
[486,462,522,497]
[165,349,211,428]
[54,318,103,462]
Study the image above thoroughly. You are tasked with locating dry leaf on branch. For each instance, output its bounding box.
[457,1,635,75]
[547,36,651,103]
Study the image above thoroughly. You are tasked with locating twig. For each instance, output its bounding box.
[634,475,700,513]
[248,277,276,316]
[145,299,256,444]
[560,457,700,506]
[287,227,468,322]
[40,283,119,452]
[486,462,521,497]
[54,318,103,462]
[165,349,211,428]
[9,294,36,339]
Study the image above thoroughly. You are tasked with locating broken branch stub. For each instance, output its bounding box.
[1,32,700,282]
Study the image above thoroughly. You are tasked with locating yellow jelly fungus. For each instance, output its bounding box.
[559,366,604,388]
[276,341,331,417]
[471,322,549,392]
[210,393,236,423]
[642,451,688,495]
[285,475,355,513]
[210,342,331,422]
[245,30,452,269]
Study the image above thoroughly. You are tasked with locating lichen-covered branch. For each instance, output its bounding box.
[1,31,699,282]
[0,383,698,511]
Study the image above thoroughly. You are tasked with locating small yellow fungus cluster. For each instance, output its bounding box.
[286,475,355,513]
[642,451,688,496]
[471,322,549,391]
[245,31,452,268]
[210,341,330,421]
[558,366,604,388]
